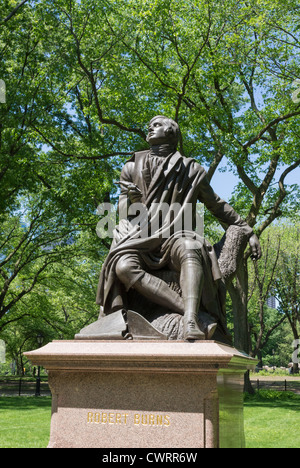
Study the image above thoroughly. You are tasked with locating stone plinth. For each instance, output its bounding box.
[24,341,256,449]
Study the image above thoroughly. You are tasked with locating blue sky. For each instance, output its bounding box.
[207,158,300,201]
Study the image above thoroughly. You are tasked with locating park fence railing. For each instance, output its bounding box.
[251,379,300,394]
[0,377,51,396]
[1,377,298,397]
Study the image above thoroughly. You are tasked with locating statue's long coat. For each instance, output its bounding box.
[96,150,253,320]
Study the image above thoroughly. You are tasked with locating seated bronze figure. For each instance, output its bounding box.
[77,115,261,343]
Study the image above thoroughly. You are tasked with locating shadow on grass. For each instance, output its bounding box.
[0,396,52,411]
[245,400,300,411]
[244,391,300,412]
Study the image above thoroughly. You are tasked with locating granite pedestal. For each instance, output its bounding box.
[24,341,256,448]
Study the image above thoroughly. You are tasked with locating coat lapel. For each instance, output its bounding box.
[146,151,183,205]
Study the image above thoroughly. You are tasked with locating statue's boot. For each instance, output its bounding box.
[180,258,206,341]
[133,272,185,316]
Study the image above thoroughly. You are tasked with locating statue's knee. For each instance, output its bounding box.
[182,238,203,251]
[115,257,144,287]
[176,238,203,265]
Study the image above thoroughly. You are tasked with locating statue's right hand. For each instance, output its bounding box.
[113,219,135,242]
[249,234,262,260]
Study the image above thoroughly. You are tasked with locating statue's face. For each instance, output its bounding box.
[147,117,170,146]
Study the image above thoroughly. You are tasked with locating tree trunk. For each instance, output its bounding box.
[228,258,255,394]
[292,329,299,375]
[257,349,263,370]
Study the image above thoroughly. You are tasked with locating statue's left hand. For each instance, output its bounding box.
[249,234,262,260]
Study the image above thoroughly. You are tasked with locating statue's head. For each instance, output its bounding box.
[146,115,180,148]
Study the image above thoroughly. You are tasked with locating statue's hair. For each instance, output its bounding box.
[148,115,180,148]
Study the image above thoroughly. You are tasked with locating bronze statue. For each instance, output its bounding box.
[76,115,262,342]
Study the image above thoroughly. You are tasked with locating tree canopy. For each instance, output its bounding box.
[0,0,299,364]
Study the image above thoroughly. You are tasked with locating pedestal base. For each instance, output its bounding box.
[24,341,256,449]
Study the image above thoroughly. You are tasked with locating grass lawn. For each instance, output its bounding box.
[0,397,51,448]
[0,393,299,448]
[244,392,300,449]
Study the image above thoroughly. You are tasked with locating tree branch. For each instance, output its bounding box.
[0,262,49,317]
[0,213,41,269]
[32,125,132,160]
[174,6,212,121]
[0,313,31,332]
[246,150,281,227]
[59,8,146,141]
[257,158,300,236]
[244,110,300,150]
[236,162,258,195]
[1,0,29,24]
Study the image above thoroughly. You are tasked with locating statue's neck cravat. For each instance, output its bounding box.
[144,144,175,185]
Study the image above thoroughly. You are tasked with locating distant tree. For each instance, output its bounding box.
[273,225,300,373]
[247,229,286,366]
